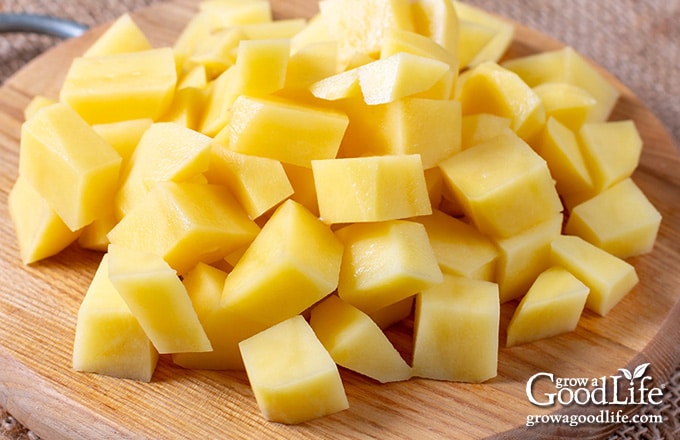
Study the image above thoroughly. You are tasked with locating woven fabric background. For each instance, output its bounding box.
[1,0,678,439]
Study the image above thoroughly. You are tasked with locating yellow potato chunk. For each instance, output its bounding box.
[335,220,443,314]
[458,61,545,141]
[232,38,291,96]
[283,163,320,216]
[578,120,643,194]
[413,209,498,281]
[565,178,662,259]
[502,47,620,123]
[313,154,432,224]
[410,0,458,56]
[221,200,343,326]
[18,103,122,231]
[438,133,562,238]
[239,18,307,40]
[185,27,244,80]
[532,82,596,131]
[550,235,639,316]
[284,41,339,92]
[310,295,412,383]
[115,122,212,217]
[319,0,414,65]
[412,275,499,383]
[239,315,349,424]
[23,95,56,120]
[199,0,272,31]
[452,1,513,68]
[206,142,294,219]
[60,47,177,124]
[92,118,154,168]
[456,20,495,70]
[380,27,457,70]
[108,181,260,275]
[9,175,81,264]
[77,213,117,252]
[506,266,589,347]
[368,296,414,329]
[534,117,593,198]
[73,254,158,382]
[83,13,152,57]
[224,95,349,167]
[172,263,267,370]
[460,113,512,150]
[492,214,563,303]
[358,52,450,105]
[107,244,212,354]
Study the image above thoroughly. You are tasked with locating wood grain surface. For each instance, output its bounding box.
[0,0,678,438]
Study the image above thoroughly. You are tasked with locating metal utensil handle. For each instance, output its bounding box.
[0,13,87,38]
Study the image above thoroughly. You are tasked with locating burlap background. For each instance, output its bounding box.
[0,0,678,439]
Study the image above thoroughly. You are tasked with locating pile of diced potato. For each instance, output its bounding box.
[8,0,662,425]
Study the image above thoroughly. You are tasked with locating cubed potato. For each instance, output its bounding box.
[283,163,320,216]
[565,178,661,259]
[18,103,122,231]
[159,86,207,131]
[199,0,272,31]
[77,213,117,252]
[232,39,291,96]
[506,266,589,347]
[73,254,158,382]
[239,315,349,424]
[205,142,294,219]
[172,263,267,370]
[492,214,563,303]
[456,20,495,70]
[284,41,339,92]
[199,67,240,136]
[412,209,498,281]
[334,96,461,169]
[221,200,343,326]
[310,295,412,383]
[173,11,213,68]
[23,95,56,120]
[438,132,562,238]
[114,122,212,217]
[239,18,307,40]
[223,95,349,167]
[452,1,513,68]
[92,118,153,168]
[550,235,639,316]
[578,120,643,194]
[313,154,432,223]
[502,47,620,123]
[380,26,457,70]
[177,64,208,90]
[9,175,81,264]
[83,13,152,57]
[358,52,450,105]
[184,28,243,80]
[460,113,512,150]
[108,181,260,275]
[534,117,593,197]
[532,82,596,131]
[335,220,443,313]
[412,275,499,383]
[410,0,458,55]
[290,13,333,54]
[458,61,545,141]
[309,66,362,101]
[107,244,212,354]
[368,296,414,329]
[60,48,177,124]
[319,0,414,65]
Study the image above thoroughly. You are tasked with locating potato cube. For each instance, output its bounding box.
[412,275,499,383]
[224,95,349,167]
[60,48,176,124]
[284,41,339,92]
[460,113,512,150]
[114,122,212,217]
[313,155,432,224]
[107,244,212,354]
[283,163,320,216]
[310,295,412,383]
[452,1,513,68]
[185,27,244,80]
[92,118,153,169]
[550,235,639,316]
[565,178,662,259]
[221,200,343,326]
[413,209,497,281]
[18,103,122,231]
[77,213,117,252]
[410,0,458,55]
[380,27,457,70]
[358,52,451,105]
[533,82,596,131]
[239,315,349,424]
[493,214,563,303]
[199,0,272,31]
[108,182,260,275]
[456,20,495,70]
[368,296,414,329]
[458,61,545,141]
[8,175,81,264]
[205,142,294,219]
[232,39,290,96]
[23,95,56,120]
[172,263,267,370]
[506,266,589,347]
[502,47,620,123]
[73,254,158,382]
[335,220,443,313]
[578,120,643,193]
[83,13,152,57]
[438,133,562,238]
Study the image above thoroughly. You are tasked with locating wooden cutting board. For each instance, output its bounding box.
[1,1,679,438]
